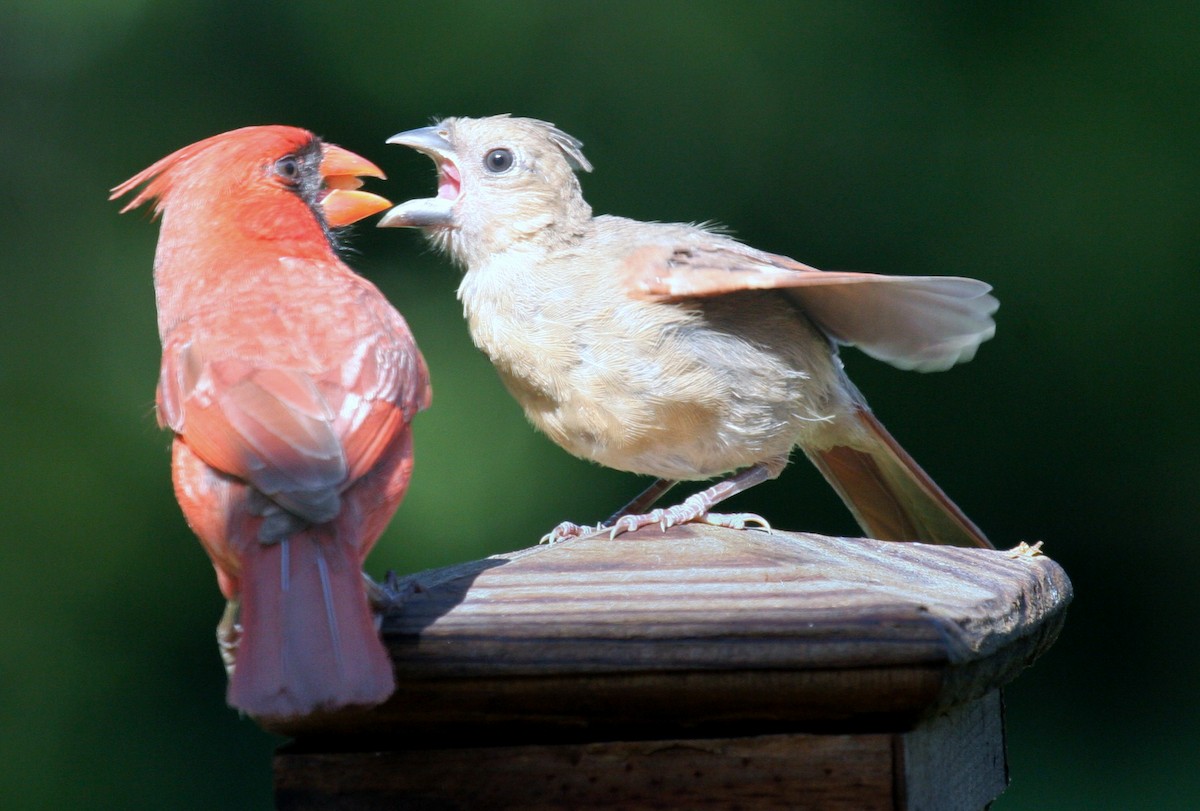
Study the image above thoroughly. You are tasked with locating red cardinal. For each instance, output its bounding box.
[112,126,430,719]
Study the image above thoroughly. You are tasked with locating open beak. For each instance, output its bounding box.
[377,126,460,229]
[319,143,392,227]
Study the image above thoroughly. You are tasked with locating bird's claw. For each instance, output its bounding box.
[540,521,602,544]
[702,511,772,532]
[607,511,660,538]
[602,504,772,539]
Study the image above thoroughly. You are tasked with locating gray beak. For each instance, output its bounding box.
[378,126,460,229]
[377,197,455,229]
[385,126,454,156]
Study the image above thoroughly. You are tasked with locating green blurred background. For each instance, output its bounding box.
[3,1,1197,807]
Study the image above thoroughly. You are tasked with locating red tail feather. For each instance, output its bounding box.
[228,530,394,719]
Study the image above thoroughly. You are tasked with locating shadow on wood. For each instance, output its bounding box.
[271,526,1071,810]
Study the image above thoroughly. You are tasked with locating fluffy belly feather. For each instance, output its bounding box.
[476,286,846,482]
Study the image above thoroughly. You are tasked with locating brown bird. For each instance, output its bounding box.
[380,115,996,548]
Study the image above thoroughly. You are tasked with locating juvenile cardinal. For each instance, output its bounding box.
[380,115,995,548]
[112,126,430,719]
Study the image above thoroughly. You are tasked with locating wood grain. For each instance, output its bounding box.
[275,692,1009,810]
[272,527,1070,808]
[268,527,1069,741]
[277,732,896,810]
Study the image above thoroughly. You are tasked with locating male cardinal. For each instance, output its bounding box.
[379,115,995,548]
[112,126,430,719]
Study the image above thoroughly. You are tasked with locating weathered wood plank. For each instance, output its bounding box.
[387,527,1067,669]
[277,729,899,810]
[899,690,1008,811]
[272,528,1067,808]
[268,527,1069,740]
[274,692,1009,810]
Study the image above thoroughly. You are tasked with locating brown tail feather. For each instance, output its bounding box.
[806,407,992,549]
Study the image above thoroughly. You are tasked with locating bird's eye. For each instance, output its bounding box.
[274,156,300,183]
[484,148,514,173]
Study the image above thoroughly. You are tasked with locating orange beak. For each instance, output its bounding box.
[319,143,392,227]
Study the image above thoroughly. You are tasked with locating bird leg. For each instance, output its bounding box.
[605,478,678,524]
[543,457,786,543]
[540,478,678,544]
[608,458,784,538]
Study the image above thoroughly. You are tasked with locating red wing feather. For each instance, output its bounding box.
[329,295,431,481]
[160,342,347,523]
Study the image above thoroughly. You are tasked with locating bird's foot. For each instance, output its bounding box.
[608,493,772,538]
[540,521,604,545]
[216,600,242,679]
[699,511,773,532]
[365,571,423,622]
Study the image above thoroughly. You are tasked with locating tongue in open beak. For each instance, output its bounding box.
[377,126,460,229]
[319,143,392,227]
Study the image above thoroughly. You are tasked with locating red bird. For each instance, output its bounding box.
[112,126,431,719]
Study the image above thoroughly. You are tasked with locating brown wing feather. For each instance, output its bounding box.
[623,240,997,372]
